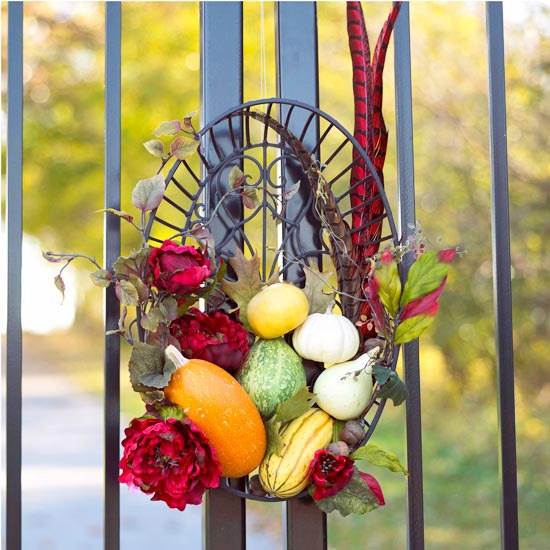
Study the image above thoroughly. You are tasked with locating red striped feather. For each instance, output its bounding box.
[346,1,402,337]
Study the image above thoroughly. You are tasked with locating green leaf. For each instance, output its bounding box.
[192,261,227,306]
[129,275,149,303]
[394,313,436,344]
[170,137,198,160]
[113,247,151,278]
[113,257,135,277]
[139,358,177,388]
[228,166,258,209]
[128,342,177,392]
[43,250,64,263]
[189,225,215,251]
[377,371,408,406]
[95,208,135,223]
[372,364,392,386]
[90,269,112,287]
[95,208,134,223]
[159,296,179,322]
[54,274,65,301]
[140,309,161,332]
[375,258,401,317]
[272,386,317,424]
[350,444,408,475]
[139,390,165,404]
[153,119,182,136]
[332,419,346,443]
[220,248,278,330]
[132,174,165,211]
[263,387,317,459]
[282,181,300,201]
[313,470,379,517]
[302,262,335,314]
[115,280,140,306]
[176,295,199,317]
[241,187,261,210]
[228,165,245,189]
[149,401,187,421]
[182,111,197,130]
[400,251,452,306]
[143,139,165,157]
[264,418,284,456]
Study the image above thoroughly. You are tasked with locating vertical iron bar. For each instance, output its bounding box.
[285,498,327,550]
[6,4,24,550]
[276,1,323,285]
[200,3,246,549]
[394,4,425,550]
[275,3,325,548]
[104,3,121,549]
[486,4,519,549]
[201,1,244,258]
[276,2,319,105]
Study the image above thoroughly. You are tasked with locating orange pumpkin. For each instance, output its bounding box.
[164,345,266,478]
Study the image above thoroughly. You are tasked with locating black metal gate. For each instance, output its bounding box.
[4,2,518,549]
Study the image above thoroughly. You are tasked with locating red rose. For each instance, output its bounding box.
[148,240,211,295]
[119,416,221,511]
[170,307,250,372]
[308,449,355,501]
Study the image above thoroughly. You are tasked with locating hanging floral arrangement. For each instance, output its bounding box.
[44,2,459,517]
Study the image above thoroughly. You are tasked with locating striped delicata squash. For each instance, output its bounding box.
[259,408,333,498]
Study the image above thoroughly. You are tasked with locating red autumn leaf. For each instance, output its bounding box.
[373,252,401,317]
[438,248,457,264]
[380,248,393,265]
[358,471,385,506]
[400,251,453,306]
[394,302,439,345]
[400,277,447,321]
[366,276,389,337]
[240,187,260,210]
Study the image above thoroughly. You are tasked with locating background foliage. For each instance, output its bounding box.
[2,2,548,548]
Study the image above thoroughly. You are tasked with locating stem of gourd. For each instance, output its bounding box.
[165,344,189,368]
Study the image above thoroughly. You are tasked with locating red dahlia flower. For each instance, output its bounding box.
[119,415,221,511]
[170,307,250,372]
[308,449,355,501]
[148,240,211,295]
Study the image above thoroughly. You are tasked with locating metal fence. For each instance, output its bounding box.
[5,2,518,549]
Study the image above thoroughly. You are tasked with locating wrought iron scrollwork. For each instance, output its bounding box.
[145,98,400,501]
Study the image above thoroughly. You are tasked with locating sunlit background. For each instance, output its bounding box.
[1,2,548,549]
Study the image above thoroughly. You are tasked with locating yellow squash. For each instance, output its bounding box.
[259,408,333,498]
[247,282,309,339]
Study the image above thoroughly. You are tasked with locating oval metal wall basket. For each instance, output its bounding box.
[145,98,400,501]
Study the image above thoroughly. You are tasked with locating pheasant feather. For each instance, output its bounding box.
[346,1,402,334]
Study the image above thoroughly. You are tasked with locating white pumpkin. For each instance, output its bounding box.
[292,304,360,365]
[313,352,376,421]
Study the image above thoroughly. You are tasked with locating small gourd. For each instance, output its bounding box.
[292,303,360,365]
[237,337,306,419]
[247,282,309,339]
[164,345,266,478]
[259,408,333,497]
[313,352,376,421]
